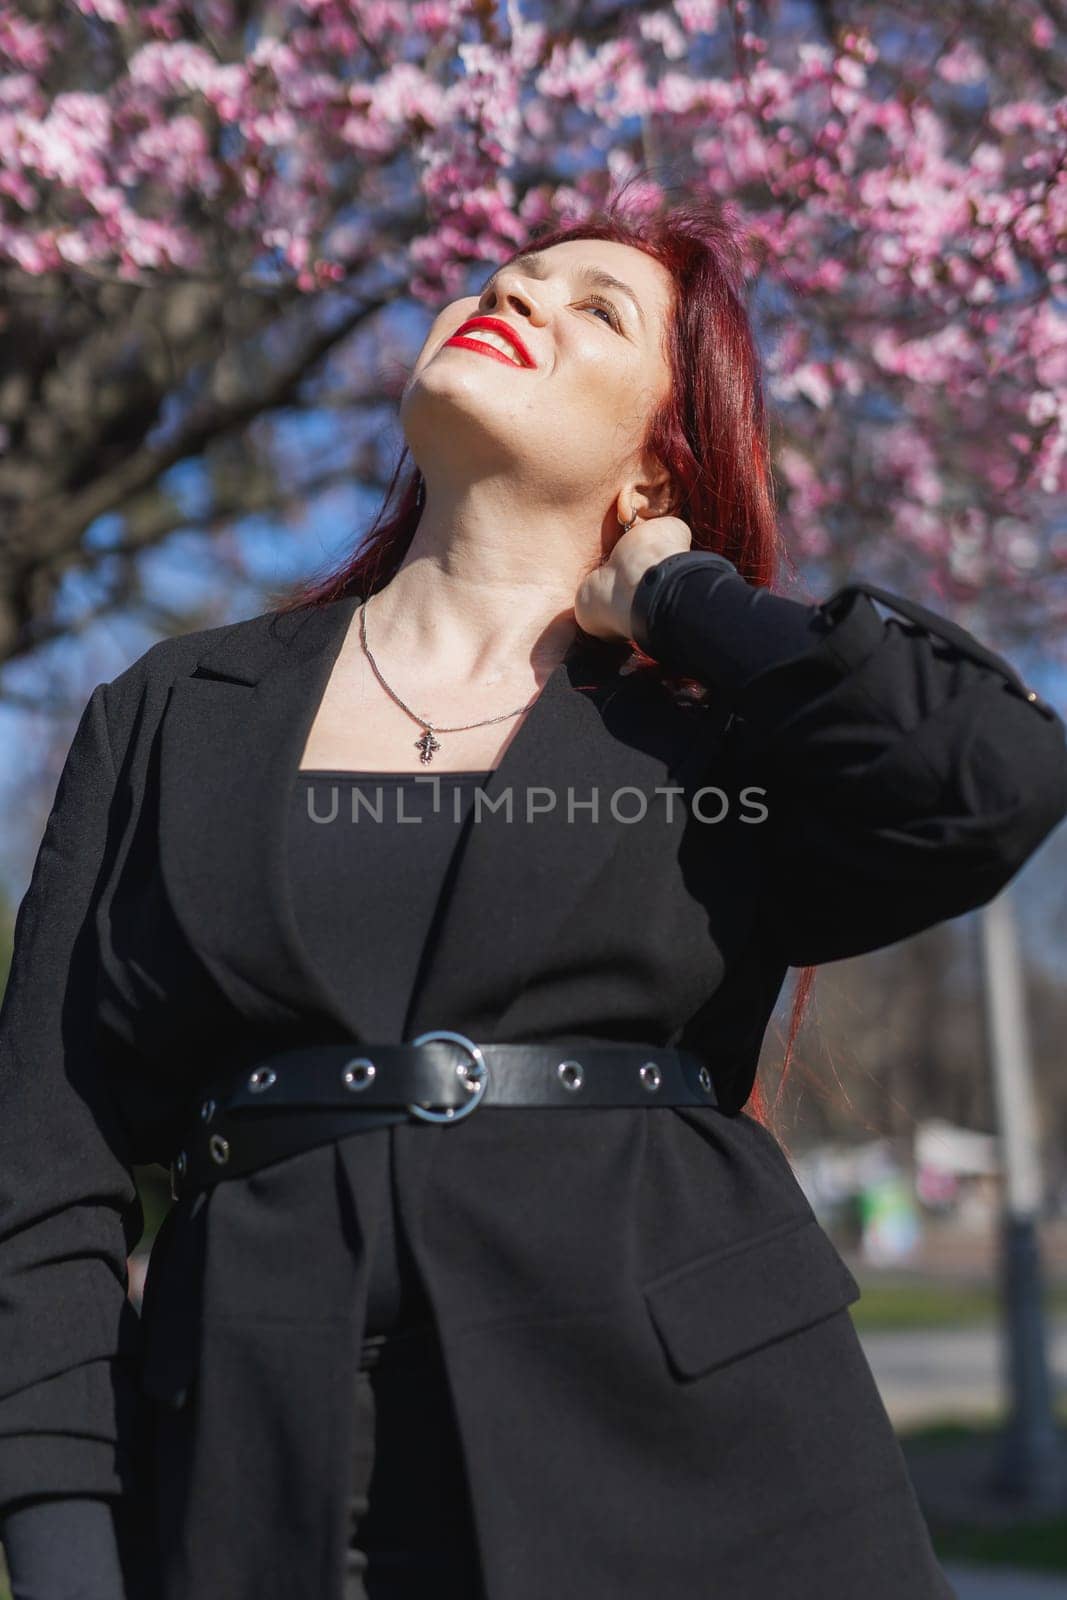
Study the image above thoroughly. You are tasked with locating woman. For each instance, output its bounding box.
[1,197,1066,1600]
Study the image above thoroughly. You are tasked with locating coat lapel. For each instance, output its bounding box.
[157,589,708,1049]
[157,594,360,1040]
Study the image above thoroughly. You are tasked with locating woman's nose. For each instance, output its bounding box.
[483,278,540,321]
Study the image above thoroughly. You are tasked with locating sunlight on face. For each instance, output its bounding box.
[400,239,676,502]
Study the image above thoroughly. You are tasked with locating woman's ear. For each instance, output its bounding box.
[629,459,676,523]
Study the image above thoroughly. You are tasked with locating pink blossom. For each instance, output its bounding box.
[0,13,53,71]
[0,0,1060,627]
[637,11,689,60]
[671,0,721,32]
[75,0,128,21]
[835,57,867,89]
[936,41,986,85]
[127,40,221,95]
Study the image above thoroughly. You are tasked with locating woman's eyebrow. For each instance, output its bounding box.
[480,253,646,329]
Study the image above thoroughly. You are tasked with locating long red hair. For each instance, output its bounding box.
[270,186,817,1134]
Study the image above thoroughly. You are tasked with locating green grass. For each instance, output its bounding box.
[931,1519,1067,1573]
[849,1276,1067,1331]
[901,1408,1067,1575]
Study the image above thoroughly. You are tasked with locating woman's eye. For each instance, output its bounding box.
[584,297,621,329]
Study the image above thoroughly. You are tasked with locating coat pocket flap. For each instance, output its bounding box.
[642,1214,860,1380]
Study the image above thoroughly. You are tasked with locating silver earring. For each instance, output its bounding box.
[619,508,638,534]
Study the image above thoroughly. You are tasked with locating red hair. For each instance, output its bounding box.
[270,186,816,1135]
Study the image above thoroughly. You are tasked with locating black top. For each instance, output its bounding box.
[290,769,494,1044]
[288,768,494,1338]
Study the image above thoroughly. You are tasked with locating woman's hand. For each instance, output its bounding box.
[574,515,693,642]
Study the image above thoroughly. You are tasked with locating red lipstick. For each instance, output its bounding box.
[443,315,536,368]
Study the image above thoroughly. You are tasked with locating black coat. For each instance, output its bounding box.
[1,568,1065,1600]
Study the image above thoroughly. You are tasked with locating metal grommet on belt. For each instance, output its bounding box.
[639,1061,662,1092]
[249,1066,277,1093]
[200,1098,216,1122]
[209,1134,231,1166]
[406,1030,489,1123]
[342,1058,376,1091]
[557,1059,584,1092]
[697,1066,713,1096]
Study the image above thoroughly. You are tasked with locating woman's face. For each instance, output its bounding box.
[400,238,676,526]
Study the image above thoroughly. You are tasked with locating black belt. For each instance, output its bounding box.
[169,1031,720,1201]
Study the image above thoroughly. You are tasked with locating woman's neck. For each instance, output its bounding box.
[363,552,585,688]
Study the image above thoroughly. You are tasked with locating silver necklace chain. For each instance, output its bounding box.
[358,597,543,766]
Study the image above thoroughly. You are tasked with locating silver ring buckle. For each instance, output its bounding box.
[406,1030,489,1124]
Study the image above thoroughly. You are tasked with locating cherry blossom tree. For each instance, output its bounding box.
[1,0,1064,669]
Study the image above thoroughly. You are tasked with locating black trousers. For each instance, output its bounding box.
[346,1320,485,1600]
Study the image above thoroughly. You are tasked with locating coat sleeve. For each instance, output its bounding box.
[0,681,144,1513]
[1,1493,127,1597]
[633,556,1067,967]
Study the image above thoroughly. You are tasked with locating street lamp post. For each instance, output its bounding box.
[978,888,1065,1505]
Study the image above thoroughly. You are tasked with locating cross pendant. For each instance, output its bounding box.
[415,727,441,764]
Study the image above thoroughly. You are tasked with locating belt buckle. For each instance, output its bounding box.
[406,1030,489,1124]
